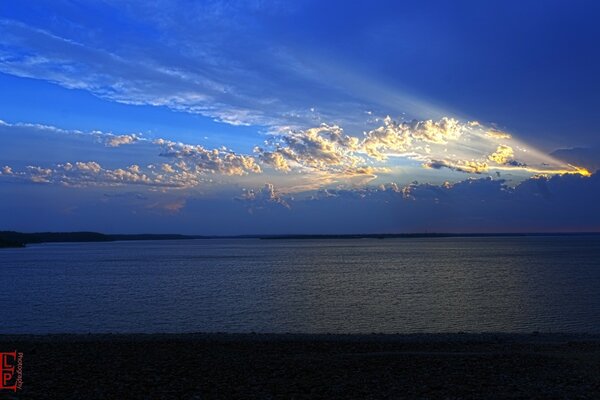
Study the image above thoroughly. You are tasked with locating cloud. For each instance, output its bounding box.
[361,116,415,160]
[253,116,587,184]
[254,124,365,174]
[0,5,472,131]
[146,198,187,214]
[423,159,489,174]
[10,161,201,188]
[360,116,466,161]
[0,13,349,128]
[485,145,527,168]
[8,146,262,188]
[254,118,469,177]
[306,174,522,208]
[269,172,600,234]
[551,147,600,173]
[237,183,291,212]
[0,18,270,125]
[156,139,262,176]
[486,129,512,139]
[0,117,591,199]
[3,164,600,234]
[69,161,102,173]
[0,7,592,186]
[488,145,515,164]
[0,120,267,188]
[0,118,147,149]
[256,150,291,172]
[105,134,139,147]
[161,163,176,173]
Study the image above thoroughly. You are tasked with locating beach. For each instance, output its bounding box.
[2,333,599,399]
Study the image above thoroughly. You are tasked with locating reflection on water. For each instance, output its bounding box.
[1,236,600,334]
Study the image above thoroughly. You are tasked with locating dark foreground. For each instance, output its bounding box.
[1,333,600,399]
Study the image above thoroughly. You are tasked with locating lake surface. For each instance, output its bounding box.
[1,236,600,334]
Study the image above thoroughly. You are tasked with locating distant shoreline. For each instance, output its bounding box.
[2,230,600,247]
[256,232,600,240]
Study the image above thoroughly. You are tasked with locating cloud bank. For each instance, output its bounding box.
[0,117,589,194]
[2,170,599,234]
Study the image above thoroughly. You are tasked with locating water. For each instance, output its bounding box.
[1,236,600,334]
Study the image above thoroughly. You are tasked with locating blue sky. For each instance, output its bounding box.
[1,0,599,234]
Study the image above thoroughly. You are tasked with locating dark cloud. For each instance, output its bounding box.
[236,183,291,213]
[2,172,599,234]
[552,147,600,174]
[226,173,600,234]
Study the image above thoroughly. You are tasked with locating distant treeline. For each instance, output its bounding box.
[0,237,26,248]
[0,231,205,248]
[1,230,599,248]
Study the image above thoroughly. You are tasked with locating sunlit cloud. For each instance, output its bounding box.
[255,116,587,184]
[254,124,363,173]
[21,161,200,188]
[361,116,464,160]
[423,159,489,174]
[0,11,591,190]
[105,134,139,147]
[155,139,262,176]
[0,115,590,199]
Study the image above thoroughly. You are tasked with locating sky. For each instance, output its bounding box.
[1,0,600,234]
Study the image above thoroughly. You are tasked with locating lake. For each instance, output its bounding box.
[1,236,600,334]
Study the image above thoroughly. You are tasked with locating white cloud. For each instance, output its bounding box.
[253,116,585,183]
[486,129,512,139]
[105,134,139,147]
[0,18,302,127]
[156,139,262,176]
[13,161,201,188]
[0,117,590,195]
[254,124,368,176]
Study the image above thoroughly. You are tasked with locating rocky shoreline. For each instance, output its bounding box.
[1,332,599,399]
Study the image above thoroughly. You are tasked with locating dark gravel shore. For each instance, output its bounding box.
[1,333,599,399]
